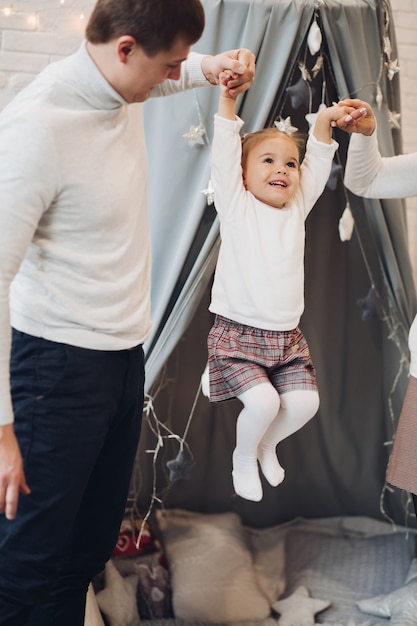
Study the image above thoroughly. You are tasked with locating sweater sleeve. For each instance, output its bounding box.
[408,316,417,378]
[210,114,246,219]
[298,133,338,217]
[150,52,209,98]
[344,131,417,199]
[0,118,58,425]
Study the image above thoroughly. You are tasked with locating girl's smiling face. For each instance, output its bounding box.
[242,134,300,209]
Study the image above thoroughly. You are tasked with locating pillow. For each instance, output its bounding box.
[245,522,289,604]
[155,508,271,622]
[84,583,105,626]
[95,560,140,626]
[112,515,156,558]
[284,526,415,624]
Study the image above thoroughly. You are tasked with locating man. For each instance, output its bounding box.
[0,0,255,623]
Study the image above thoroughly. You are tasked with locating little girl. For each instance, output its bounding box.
[206,72,360,501]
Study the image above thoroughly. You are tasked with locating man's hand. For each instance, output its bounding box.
[202,48,255,96]
[0,424,30,520]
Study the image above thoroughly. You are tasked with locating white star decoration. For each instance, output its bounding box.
[274,116,299,135]
[307,18,322,55]
[388,110,401,130]
[383,35,392,57]
[201,179,215,205]
[376,85,383,109]
[305,103,327,134]
[183,124,207,147]
[339,203,355,241]
[272,585,331,626]
[311,55,323,78]
[385,58,400,80]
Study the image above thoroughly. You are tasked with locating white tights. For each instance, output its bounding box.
[233,383,319,501]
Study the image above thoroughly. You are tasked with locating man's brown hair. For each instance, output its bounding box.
[86,0,205,56]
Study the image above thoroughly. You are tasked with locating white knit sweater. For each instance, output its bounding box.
[209,114,338,330]
[0,41,208,425]
[345,131,417,376]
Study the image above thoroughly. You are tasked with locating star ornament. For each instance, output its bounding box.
[201,179,215,205]
[338,203,355,241]
[385,58,400,81]
[307,18,322,55]
[285,76,313,109]
[274,116,298,135]
[357,286,383,321]
[305,103,327,134]
[272,585,331,626]
[183,123,207,146]
[166,447,195,481]
[388,110,401,130]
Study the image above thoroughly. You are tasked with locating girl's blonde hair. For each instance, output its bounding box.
[241,127,306,170]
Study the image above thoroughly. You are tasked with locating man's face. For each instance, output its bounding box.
[120,37,190,103]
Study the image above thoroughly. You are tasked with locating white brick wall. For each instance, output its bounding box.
[392,4,417,286]
[0,1,94,108]
[0,1,416,281]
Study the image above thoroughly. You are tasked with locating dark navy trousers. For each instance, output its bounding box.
[0,330,145,626]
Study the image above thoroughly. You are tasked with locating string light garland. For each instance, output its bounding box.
[134,0,412,530]
[0,2,88,23]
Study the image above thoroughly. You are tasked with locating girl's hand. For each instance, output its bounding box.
[219,70,238,99]
[334,99,376,136]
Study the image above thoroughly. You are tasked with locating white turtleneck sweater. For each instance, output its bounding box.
[209,114,338,330]
[344,131,417,376]
[0,41,208,425]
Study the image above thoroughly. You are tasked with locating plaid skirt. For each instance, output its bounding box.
[207,315,317,402]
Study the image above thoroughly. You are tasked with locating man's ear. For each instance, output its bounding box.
[117,36,137,63]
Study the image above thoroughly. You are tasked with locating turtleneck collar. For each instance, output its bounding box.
[62,40,128,110]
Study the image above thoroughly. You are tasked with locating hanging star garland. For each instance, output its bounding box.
[357,286,383,321]
[388,110,401,130]
[307,17,322,55]
[383,35,392,57]
[311,54,324,78]
[385,58,400,81]
[376,85,383,109]
[183,123,208,147]
[285,75,314,109]
[338,203,355,242]
[201,179,215,205]
[166,446,195,481]
[305,102,327,134]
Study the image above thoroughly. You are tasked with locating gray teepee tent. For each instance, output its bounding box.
[134,0,416,530]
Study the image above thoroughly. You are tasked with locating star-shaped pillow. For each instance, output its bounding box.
[357,580,417,625]
[272,585,331,626]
